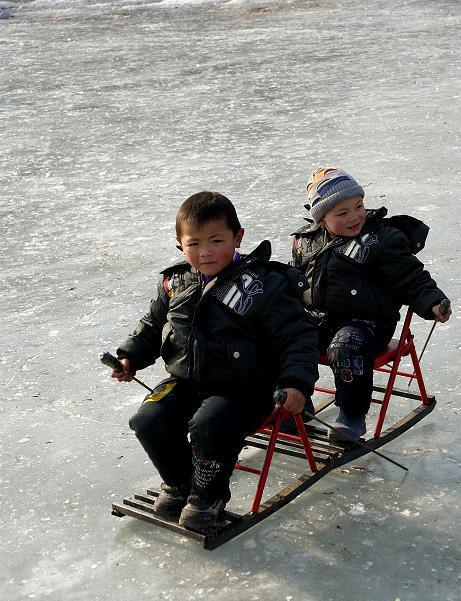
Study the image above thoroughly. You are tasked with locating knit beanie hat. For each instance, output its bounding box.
[307,167,365,223]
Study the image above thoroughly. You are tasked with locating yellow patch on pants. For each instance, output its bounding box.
[142,381,176,403]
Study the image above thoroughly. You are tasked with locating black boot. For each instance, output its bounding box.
[178,496,226,532]
[328,409,366,442]
[153,482,189,520]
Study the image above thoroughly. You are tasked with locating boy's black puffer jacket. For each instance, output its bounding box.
[117,240,319,399]
[291,207,446,326]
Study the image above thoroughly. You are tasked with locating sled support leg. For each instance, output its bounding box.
[238,406,318,514]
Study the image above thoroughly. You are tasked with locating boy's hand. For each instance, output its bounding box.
[111,357,136,382]
[278,388,306,415]
[432,303,452,323]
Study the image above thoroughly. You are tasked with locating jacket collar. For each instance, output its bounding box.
[199,240,271,296]
[241,239,271,264]
[214,240,271,281]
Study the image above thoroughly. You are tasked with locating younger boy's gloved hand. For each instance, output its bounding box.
[278,388,306,415]
[111,357,136,382]
[432,301,452,323]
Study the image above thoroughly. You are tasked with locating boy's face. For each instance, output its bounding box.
[177,218,244,277]
[320,195,366,237]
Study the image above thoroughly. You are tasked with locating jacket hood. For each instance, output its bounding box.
[241,239,272,264]
[365,206,388,221]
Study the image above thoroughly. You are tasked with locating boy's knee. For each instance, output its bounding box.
[189,407,219,447]
[328,326,373,380]
[329,325,370,356]
[129,411,149,435]
[129,405,162,437]
[189,395,241,451]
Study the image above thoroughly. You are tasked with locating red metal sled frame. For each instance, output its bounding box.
[235,405,318,513]
[233,307,432,519]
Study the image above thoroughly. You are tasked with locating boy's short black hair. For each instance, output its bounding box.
[176,191,241,238]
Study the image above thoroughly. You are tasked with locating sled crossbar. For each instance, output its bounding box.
[112,398,435,550]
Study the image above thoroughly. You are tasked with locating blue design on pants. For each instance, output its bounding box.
[319,319,395,417]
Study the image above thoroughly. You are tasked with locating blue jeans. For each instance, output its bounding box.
[319,319,395,417]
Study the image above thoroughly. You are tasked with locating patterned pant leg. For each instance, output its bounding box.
[326,323,376,417]
[188,394,271,504]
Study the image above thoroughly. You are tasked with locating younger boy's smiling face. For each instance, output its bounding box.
[320,195,366,237]
[178,218,244,277]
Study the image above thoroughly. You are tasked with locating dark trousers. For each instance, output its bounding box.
[128,377,273,504]
[319,319,395,417]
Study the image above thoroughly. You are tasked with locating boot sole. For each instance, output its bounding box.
[178,501,226,532]
[328,429,366,442]
[178,513,221,533]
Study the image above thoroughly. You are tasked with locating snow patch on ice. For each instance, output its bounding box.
[400,509,421,517]
[348,503,366,516]
[159,0,224,5]
[114,394,145,410]
[416,204,440,211]
[243,538,258,549]
[20,550,129,597]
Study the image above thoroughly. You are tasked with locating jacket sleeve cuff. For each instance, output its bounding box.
[413,293,446,320]
[116,341,152,371]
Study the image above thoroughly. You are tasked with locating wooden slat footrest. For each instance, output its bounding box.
[111,399,436,550]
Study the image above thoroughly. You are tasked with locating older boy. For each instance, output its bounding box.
[111,191,319,532]
[292,167,451,442]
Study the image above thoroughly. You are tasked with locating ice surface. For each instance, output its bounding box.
[1,0,460,600]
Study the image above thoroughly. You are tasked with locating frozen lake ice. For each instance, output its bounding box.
[1,0,460,600]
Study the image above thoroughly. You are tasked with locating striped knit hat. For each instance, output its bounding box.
[307,167,365,223]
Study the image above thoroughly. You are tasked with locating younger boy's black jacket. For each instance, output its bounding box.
[117,240,319,400]
[291,207,446,326]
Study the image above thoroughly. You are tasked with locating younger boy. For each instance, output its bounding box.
[291,167,451,441]
[111,191,319,532]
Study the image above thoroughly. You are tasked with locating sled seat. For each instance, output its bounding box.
[315,307,431,437]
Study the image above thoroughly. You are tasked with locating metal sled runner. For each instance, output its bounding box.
[111,308,436,549]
